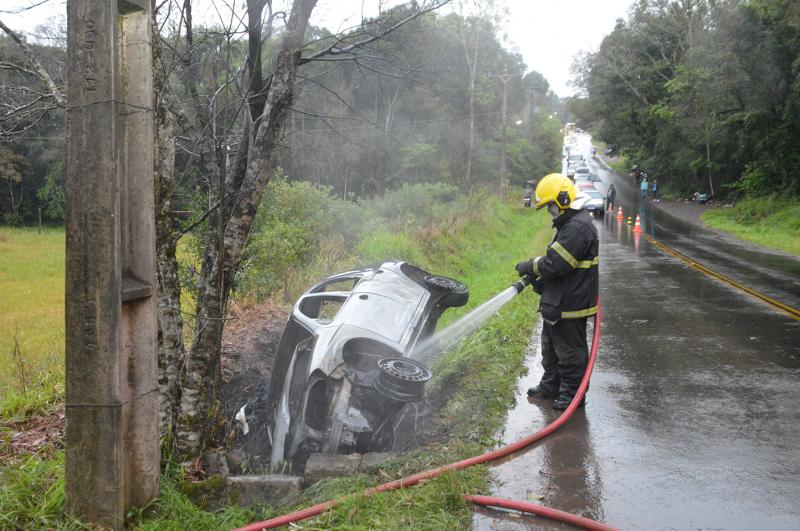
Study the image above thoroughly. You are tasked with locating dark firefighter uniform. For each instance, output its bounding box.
[517,174,599,410]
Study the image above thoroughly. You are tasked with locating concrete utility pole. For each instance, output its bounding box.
[65,0,159,528]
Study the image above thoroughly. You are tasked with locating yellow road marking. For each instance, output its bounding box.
[642,233,800,322]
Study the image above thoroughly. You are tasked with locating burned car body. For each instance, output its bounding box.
[267,261,468,470]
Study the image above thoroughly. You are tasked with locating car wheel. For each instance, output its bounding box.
[424,275,469,308]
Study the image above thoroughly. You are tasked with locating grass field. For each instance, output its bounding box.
[0,227,65,405]
[1,198,554,529]
[701,196,800,256]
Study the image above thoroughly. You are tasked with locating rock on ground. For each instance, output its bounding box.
[227,474,302,507]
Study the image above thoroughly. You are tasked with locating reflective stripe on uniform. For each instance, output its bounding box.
[550,241,578,268]
[575,256,600,269]
[533,257,541,276]
[561,305,598,319]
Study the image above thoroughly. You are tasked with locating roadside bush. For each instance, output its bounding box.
[240,180,474,301]
[239,178,363,299]
[362,183,466,230]
[355,231,428,267]
[723,194,788,225]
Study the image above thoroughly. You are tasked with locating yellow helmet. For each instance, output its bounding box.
[534,173,576,210]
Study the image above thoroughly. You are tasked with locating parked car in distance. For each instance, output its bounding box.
[267,261,469,471]
[567,155,584,167]
[584,189,605,217]
[574,165,603,184]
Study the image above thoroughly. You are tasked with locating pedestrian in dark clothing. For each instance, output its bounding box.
[606,184,616,212]
[631,164,641,185]
[651,179,658,201]
[516,173,600,410]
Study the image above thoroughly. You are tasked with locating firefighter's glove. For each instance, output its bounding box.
[515,259,534,278]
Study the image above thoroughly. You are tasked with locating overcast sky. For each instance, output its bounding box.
[2,0,633,96]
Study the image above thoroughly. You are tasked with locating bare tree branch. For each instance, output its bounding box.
[298,1,450,65]
[0,0,52,15]
[0,17,65,107]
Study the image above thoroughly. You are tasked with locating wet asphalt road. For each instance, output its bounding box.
[473,135,800,530]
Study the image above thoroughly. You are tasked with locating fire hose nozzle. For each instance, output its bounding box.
[512,276,531,293]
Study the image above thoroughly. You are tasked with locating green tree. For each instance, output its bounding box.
[37,159,65,222]
[0,145,25,225]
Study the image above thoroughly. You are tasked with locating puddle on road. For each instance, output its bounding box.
[473,322,605,531]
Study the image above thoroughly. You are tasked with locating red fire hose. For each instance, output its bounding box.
[236,304,610,531]
[466,495,614,531]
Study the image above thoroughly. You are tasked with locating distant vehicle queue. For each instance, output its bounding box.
[560,130,605,217]
[524,127,659,216]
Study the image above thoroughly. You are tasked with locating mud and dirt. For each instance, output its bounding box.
[0,407,64,466]
[220,301,289,466]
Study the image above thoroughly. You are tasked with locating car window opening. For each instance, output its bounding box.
[298,295,347,322]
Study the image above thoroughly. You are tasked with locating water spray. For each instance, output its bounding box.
[412,276,531,365]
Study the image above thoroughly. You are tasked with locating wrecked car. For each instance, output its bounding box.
[266,261,468,470]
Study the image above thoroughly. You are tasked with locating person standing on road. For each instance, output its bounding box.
[640,176,648,199]
[651,179,658,201]
[631,164,641,185]
[515,174,600,410]
[606,184,616,212]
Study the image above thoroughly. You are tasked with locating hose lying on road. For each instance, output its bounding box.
[466,495,615,531]
[235,303,608,531]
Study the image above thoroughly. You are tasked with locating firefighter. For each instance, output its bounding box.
[515,173,599,410]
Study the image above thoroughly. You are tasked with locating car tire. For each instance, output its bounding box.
[423,275,469,308]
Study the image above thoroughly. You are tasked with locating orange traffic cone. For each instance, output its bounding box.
[633,214,642,233]
[616,206,624,220]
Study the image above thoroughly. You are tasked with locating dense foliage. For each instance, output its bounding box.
[239,178,477,298]
[0,33,65,225]
[572,0,800,198]
[0,7,563,225]
[280,10,564,196]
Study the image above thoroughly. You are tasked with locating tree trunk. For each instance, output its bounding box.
[706,138,714,196]
[384,85,401,133]
[154,93,183,436]
[5,179,19,219]
[152,7,185,438]
[459,18,479,186]
[174,0,318,458]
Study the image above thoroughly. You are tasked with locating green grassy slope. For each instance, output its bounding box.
[701,196,800,256]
